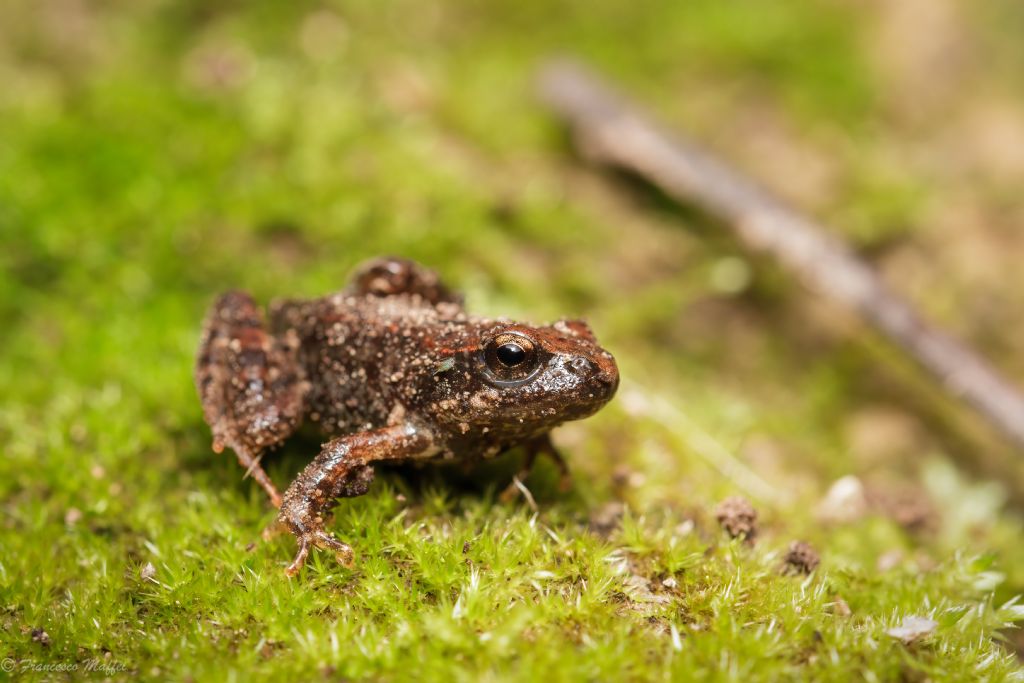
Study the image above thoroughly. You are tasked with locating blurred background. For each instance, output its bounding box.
[3,0,1024,676]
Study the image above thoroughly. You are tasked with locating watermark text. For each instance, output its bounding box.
[2,657,129,676]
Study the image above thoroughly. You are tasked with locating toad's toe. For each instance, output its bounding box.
[283,530,355,576]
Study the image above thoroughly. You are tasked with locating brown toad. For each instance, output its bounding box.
[195,257,619,575]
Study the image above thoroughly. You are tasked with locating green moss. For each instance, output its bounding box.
[1,0,1023,680]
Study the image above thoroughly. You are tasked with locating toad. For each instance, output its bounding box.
[195,257,619,575]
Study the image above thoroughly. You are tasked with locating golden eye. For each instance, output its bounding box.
[491,333,534,367]
[483,332,539,383]
[495,342,526,366]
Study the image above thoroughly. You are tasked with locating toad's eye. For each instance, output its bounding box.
[496,342,526,366]
[483,332,540,384]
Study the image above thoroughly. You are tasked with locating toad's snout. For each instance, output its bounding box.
[569,352,620,400]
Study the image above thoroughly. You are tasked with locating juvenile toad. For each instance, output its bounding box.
[195,258,619,575]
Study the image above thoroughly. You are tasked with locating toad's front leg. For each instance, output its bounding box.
[277,423,437,576]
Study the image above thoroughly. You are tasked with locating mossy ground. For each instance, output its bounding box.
[3,0,1024,680]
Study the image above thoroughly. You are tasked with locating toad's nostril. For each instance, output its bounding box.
[570,357,594,376]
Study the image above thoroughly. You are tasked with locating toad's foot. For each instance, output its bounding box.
[277,464,372,577]
[499,434,571,502]
[285,529,355,577]
[276,423,436,576]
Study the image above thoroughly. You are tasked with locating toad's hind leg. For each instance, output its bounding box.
[277,423,435,576]
[195,291,309,508]
[347,257,462,305]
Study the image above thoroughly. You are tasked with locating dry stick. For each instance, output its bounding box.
[539,60,1024,453]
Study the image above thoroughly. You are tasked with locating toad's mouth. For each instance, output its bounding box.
[568,376,619,417]
[535,353,619,410]
[506,371,619,423]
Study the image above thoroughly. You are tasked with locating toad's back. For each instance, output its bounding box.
[269,293,470,436]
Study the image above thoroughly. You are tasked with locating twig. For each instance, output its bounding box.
[538,59,1024,453]
[510,476,539,513]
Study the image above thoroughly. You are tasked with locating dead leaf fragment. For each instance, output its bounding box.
[782,541,820,575]
[886,616,938,644]
[622,574,672,606]
[588,501,625,538]
[714,496,758,543]
[831,596,852,617]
